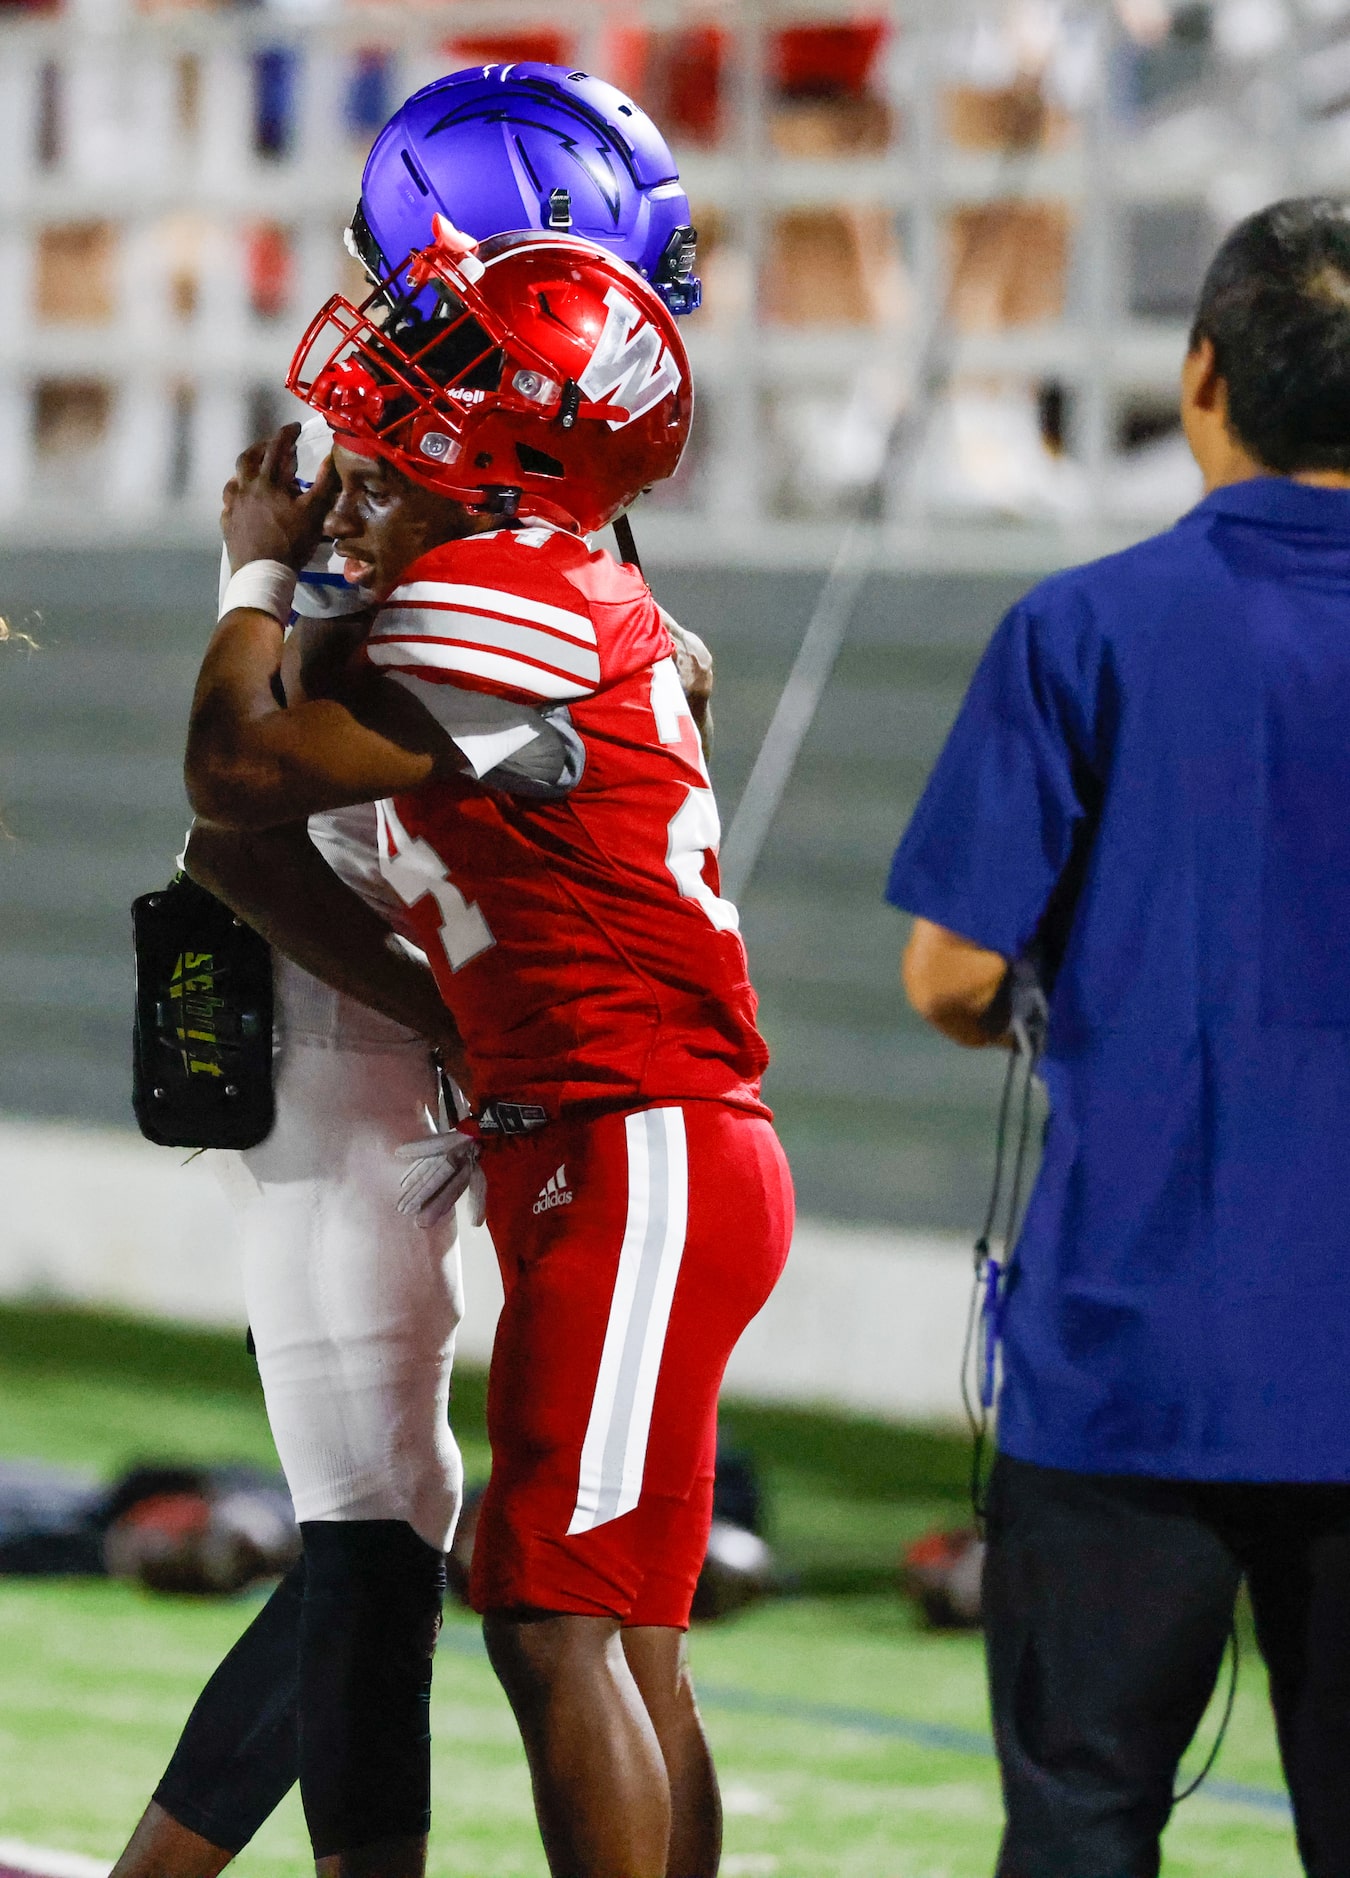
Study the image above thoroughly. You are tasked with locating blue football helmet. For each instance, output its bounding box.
[348,62,701,317]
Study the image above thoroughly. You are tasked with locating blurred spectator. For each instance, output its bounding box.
[764,16,897,338]
[1118,0,1211,110]
[943,78,1070,332]
[158,215,203,322]
[905,11,1089,521]
[345,49,393,141]
[254,46,296,161]
[610,16,890,149]
[246,223,293,321]
[766,360,911,517]
[627,26,725,145]
[708,16,907,518]
[251,42,398,163]
[35,222,116,324]
[31,380,110,502]
[440,31,571,67]
[762,208,903,329]
[772,20,889,96]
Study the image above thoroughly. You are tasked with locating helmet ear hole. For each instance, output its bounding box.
[515,442,565,478]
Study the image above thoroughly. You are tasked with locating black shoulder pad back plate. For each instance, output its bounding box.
[131,875,275,1150]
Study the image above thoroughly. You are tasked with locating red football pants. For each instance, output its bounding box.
[469,1100,794,1628]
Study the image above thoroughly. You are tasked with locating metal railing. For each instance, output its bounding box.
[0,0,1343,569]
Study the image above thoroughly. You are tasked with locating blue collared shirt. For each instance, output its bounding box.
[887,478,1350,1481]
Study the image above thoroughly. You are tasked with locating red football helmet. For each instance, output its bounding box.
[287,217,693,533]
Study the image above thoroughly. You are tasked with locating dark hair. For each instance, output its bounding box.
[1191,196,1350,472]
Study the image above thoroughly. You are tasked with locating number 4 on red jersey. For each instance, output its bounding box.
[366,526,769,1117]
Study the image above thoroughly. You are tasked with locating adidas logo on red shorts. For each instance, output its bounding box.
[533,1164,574,1214]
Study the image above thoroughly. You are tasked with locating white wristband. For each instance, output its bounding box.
[218,560,298,624]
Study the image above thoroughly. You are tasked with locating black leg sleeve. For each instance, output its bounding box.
[984,1455,1239,1878]
[297,1520,445,1859]
[154,1558,303,1853]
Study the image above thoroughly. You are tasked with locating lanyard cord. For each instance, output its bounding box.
[963,1044,1018,1523]
[965,963,1047,1529]
[1174,1618,1240,1803]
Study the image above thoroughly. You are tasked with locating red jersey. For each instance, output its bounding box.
[363,525,770,1118]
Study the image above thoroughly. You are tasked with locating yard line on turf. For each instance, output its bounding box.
[695,1684,1293,1819]
[0,1842,110,1878]
[434,1626,1292,1816]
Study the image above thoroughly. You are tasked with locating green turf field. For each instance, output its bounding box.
[0,1306,1306,1876]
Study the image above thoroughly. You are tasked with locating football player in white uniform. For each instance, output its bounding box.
[109,65,708,1878]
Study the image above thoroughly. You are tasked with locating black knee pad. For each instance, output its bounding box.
[154,1557,304,1852]
[297,1519,446,1857]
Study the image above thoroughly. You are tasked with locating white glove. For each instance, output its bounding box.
[394,1122,486,1230]
[663,612,713,699]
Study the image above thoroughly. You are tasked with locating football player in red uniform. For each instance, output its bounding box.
[186,223,794,1878]
[113,65,713,1878]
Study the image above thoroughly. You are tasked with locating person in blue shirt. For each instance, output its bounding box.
[888,196,1350,1878]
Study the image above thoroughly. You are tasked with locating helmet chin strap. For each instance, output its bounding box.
[612,512,642,572]
[471,482,596,535]
[486,487,520,521]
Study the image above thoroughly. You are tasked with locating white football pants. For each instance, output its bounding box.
[219,957,464,1552]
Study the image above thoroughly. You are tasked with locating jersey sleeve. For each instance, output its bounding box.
[381,670,585,799]
[885,594,1097,958]
[359,539,588,797]
[366,539,603,706]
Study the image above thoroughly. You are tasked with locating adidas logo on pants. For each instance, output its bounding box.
[533,1164,573,1214]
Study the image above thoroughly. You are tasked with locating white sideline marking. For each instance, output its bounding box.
[721,1784,783,1819]
[0,1116,974,1421]
[0,1842,111,1878]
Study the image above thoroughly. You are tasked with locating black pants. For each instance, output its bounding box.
[984,1453,1350,1878]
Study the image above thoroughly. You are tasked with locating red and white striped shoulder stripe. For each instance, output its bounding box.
[368,579,600,702]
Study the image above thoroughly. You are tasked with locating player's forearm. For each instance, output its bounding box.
[186,607,296,824]
[186,611,435,829]
[902,917,1012,1048]
[184,821,470,1085]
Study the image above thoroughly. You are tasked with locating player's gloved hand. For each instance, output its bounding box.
[394,1123,486,1230]
[663,612,713,708]
[662,611,714,756]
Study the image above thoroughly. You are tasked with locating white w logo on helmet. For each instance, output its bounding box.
[577,287,683,430]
